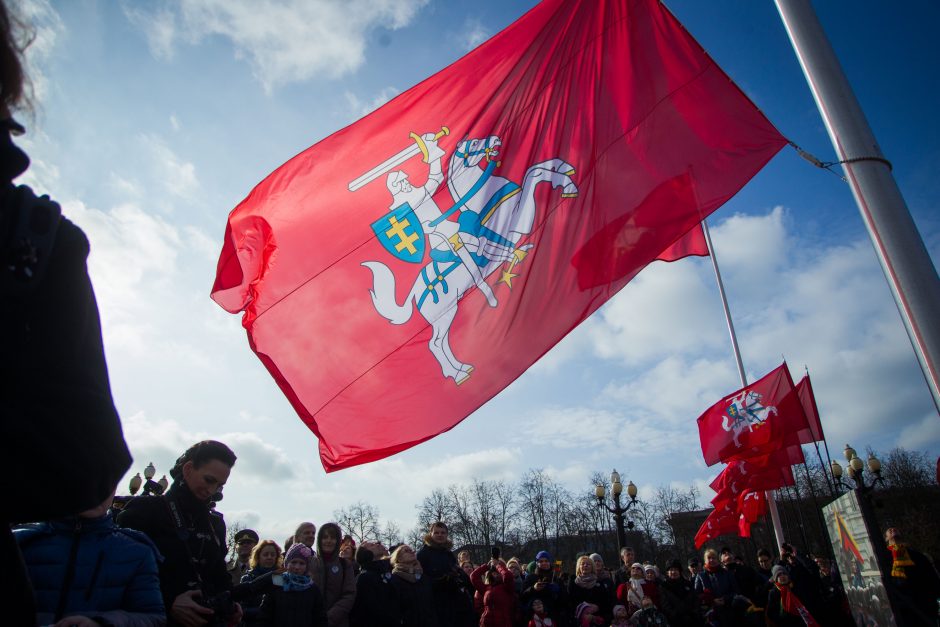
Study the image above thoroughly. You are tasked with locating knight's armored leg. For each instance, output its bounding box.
[450,234,497,308]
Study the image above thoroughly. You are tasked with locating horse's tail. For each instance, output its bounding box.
[362,261,413,325]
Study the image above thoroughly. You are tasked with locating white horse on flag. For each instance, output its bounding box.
[363,134,578,384]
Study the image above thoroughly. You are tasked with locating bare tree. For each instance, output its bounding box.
[416,488,453,533]
[879,447,936,489]
[380,520,403,547]
[334,501,380,543]
[518,469,552,541]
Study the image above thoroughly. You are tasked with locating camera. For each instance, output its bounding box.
[198,590,236,624]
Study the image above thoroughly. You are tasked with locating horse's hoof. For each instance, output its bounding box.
[562,192,578,198]
[564,168,575,176]
[455,370,472,385]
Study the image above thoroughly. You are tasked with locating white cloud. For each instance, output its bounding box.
[586,258,725,366]
[138,133,200,202]
[123,4,177,60]
[518,407,621,450]
[169,114,182,132]
[897,413,940,449]
[126,0,430,92]
[343,86,401,119]
[13,0,64,107]
[460,18,490,51]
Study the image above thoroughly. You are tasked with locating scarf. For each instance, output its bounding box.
[575,573,597,588]
[393,560,423,583]
[704,563,721,574]
[423,535,454,551]
[531,611,553,627]
[889,544,915,579]
[630,577,646,595]
[282,572,314,592]
[776,582,819,626]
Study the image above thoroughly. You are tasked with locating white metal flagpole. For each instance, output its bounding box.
[775,0,940,415]
[701,219,786,549]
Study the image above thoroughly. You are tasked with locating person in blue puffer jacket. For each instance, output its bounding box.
[15,489,166,626]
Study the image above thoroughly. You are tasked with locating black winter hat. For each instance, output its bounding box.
[356,546,375,567]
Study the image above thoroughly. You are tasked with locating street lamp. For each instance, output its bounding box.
[128,462,169,497]
[832,445,883,493]
[595,469,638,553]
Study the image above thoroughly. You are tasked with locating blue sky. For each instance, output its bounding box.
[15,0,938,542]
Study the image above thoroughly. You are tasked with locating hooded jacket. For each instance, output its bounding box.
[311,522,357,627]
[15,514,165,626]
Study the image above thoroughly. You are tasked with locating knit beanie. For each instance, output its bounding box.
[771,565,787,581]
[285,543,313,565]
[536,550,552,562]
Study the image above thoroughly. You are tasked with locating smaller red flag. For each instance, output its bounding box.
[695,505,739,548]
[656,223,708,262]
[795,375,825,443]
[738,490,767,523]
[709,446,803,493]
[697,362,808,466]
[738,513,751,539]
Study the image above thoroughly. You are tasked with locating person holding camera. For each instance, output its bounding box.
[118,440,242,627]
[470,554,515,627]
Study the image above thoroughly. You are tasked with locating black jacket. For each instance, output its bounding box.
[389,573,438,627]
[2,120,132,625]
[260,584,329,627]
[350,558,399,627]
[117,483,231,621]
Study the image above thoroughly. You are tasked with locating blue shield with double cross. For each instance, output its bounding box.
[371,202,426,264]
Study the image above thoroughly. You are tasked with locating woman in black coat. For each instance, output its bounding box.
[390,544,438,627]
[658,560,701,627]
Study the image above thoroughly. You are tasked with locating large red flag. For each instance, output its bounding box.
[697,363,808,466]
[795,375,825,443]
[211,0,785,471]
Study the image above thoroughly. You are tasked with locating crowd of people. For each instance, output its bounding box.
[12,437,940,627]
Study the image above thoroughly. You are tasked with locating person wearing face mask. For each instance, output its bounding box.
[118,440,241,627]
[311,522,357,627]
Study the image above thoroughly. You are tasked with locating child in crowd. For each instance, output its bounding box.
[528,599,553,627]
[610,604,630,627]
[630,597,669,627]
[575,602,604,627]
[260,543,328,627]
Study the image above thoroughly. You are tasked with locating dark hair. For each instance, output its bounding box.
[169,440,236,482]
[0,1,36,117]
[430,521,448,532]
[757,548,772,559]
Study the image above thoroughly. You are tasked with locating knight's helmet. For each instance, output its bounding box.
[386,170,409,196]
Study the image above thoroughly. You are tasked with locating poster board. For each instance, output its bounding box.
[822,489,898,626]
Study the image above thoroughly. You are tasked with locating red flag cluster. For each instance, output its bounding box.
[694,364,826,546]
[211,0,784,470]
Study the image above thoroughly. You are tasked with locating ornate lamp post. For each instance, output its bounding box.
[594,470,638,553]
[128,462,169,497]
[831,445,883,493]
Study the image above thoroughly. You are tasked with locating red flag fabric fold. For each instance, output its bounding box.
[211,0,785,471]
[655,222,708,262]
[795,375,825,443]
